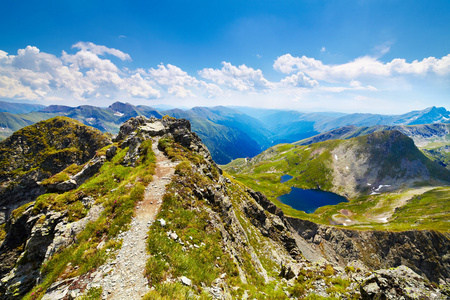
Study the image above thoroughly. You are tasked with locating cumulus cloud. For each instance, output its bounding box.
[149,64,198,87]
[0,75,39,100]
[0,43,160,101]
[146,63,222,98]
[198,62,274,92]
[62,49,120,72]
[123,73,160,98]
[281,72,318,88]
[274,53,450,81]
[72,42,131,61]
[1,43,447,111]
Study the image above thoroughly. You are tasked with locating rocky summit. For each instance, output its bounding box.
[0,116,449,299]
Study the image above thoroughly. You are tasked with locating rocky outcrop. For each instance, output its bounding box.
[0,198,103,299]
[115,116,218,169]
[285,216,450,283]
[360,265,446,299]
[43,156,107,192]
[0,206,66,298]
[243,189,301,259]
[0,117,110,224]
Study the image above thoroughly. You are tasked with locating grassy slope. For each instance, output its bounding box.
[143,137,290,299]
[224,133,450,232]
[21,140,156,299]
[0,116,110,182]
[295,123,450,170]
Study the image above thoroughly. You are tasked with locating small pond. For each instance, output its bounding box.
[278,187,347,214]
[280,174,293,183]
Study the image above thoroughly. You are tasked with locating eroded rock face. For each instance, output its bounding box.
[0,207,66,298]
[43,156,107,193]
[0,202,103,299]
[285,216,450,283]
[360,266,445,299]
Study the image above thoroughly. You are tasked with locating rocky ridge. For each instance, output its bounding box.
[41,136,177,300]
[0,116,448,299]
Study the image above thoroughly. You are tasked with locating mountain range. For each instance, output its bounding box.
[1,101,450,164]
[0,116,448,299]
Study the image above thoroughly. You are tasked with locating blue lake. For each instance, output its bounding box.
[278,187,347,213]
[280,174,293,183]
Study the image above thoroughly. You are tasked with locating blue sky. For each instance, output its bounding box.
[0,0,449,113]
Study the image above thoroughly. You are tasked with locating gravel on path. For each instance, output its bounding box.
[93,138,177,299]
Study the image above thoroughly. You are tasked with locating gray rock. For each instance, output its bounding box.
[169,231,178,240]
[360,265,445,299]
[106,145,118,160]
[180,276,192,286]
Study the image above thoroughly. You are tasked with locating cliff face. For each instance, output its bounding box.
[248,187,450,283]
[284,216,450,283]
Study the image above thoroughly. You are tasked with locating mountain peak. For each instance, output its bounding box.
[108,102,137,113]
[40,105,73,113]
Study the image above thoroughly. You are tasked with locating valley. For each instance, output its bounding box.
[224,131,450,231]
[1,101,450,165]
[0,109,449,299]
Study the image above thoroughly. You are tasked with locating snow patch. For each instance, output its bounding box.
[379,217,388,223]
[114,111,124,117]
[374,184,391,192]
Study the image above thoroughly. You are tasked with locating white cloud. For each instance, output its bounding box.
[0,75,39,100]
[0,43,160,101]
[321,47,326,53]
[123,73,160,98]
[167,85,195,98]
[147,63,222,98]
[281,72,318,88]
[62,50,120,72]
[72,42,131,61]
[0,43,447,113]
[149,64,198,87]
[199,62,274,92]
[274,53,450,81]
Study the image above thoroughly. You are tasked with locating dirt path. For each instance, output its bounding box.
[96,138,176,299]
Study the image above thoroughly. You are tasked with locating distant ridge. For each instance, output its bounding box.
[226,130,450,199]
[295,123,450,147]
[1,100,449,164]
[0,101,46,114]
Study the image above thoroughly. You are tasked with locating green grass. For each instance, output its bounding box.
[23,140,156,300]
[147,138,238,291]
[147,137,292,299]
[387,187,450,231]
[224,132,450,232]
[77,287,103,300]
[0,116,110,184]
[228,173,450,231]
[0,223,6,243]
